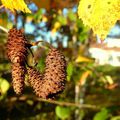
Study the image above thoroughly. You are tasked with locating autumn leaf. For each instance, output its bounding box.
[75,55,93,63]
[1,0,31,13]
[79,70,91,86]
[78,0,120,40]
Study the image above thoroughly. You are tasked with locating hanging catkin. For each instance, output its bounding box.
[27,47,66,99]
[11,63,26,94]
[42,47,66,98]
[6,28,28,94]
[27,67,44,97]
[6,28,28,64]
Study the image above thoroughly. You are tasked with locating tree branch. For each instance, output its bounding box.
[0,26,8,33]
[36,98,100,109]
[16,95,100,110]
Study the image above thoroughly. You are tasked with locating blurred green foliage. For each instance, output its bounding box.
[93,108,109,120]
[55,106,71,119]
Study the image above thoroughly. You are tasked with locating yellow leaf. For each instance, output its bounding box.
[105,75,113,85]
[1,0,31,13]
[78,0,120,39]
[54,22,61,29]
[75,55,93,63]
[79,70,91,85]
[42,16,48,22]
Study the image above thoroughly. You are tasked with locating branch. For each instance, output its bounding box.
[0,26,8,33]
[15,95,100,110]
[0,5,4,9]
[36,98,100,109]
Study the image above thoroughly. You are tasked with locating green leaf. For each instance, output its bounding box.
[57,16,67,25]
[0,12,8,27]
[33,9,43,22]
[93,108,109,120]
[68,10,77,21]
[67,62,73,81]
[111,116,120,120]
[0,78,10,94]
[76,19,89,42]
[55,106,71,120]
[37,57,45,73]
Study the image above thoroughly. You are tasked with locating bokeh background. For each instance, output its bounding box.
[0,0,120,120]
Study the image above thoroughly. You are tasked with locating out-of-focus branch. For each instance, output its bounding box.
[14,95,100,110]
[36,98,100,109]
[0,5,4,9]
[0,26,8,33]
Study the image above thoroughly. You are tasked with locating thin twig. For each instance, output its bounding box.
[17,95,100,110]
[36,98,100,109]
[31,40,53,49]
[0,26,8,33]
[0,5,4,9]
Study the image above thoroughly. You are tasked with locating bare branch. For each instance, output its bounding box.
[16,95,100,110]
[0,26,8,33]
[36,98,100,109]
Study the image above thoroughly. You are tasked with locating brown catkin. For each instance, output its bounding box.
[11,63,26,95]
[27,67,44,97]
[6,28,28,64]
[27,48,66,99]
[42,48,66,98]
[7,28,28,94]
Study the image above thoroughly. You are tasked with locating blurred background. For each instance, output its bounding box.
[0,0,120,120]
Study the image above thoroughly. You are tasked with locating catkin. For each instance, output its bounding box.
[11,63,25,94]
[6,28,28,64]
[42,48,66,98]
[6,28,28,94]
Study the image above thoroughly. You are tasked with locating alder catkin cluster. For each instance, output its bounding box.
[7,28,27,94]
[7,28,67,98]
[27,48,66,98]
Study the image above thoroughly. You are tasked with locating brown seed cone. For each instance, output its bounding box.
[27,67,45,98]
[12,63,26,95]
[6,28,28,64]
[41,47,67,98]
